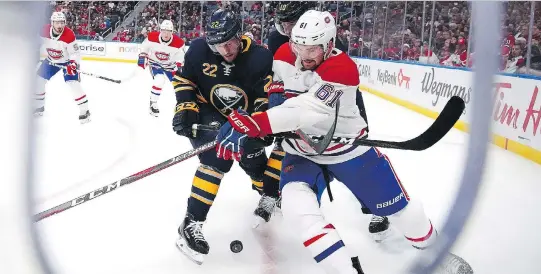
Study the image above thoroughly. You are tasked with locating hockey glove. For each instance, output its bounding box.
[172,102,199,138]
[267,81,287,108]
[66,60,78,76]
[216,109,272,161]
[137,53,147,69]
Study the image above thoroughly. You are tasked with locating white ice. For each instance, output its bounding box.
[33,61,541,274]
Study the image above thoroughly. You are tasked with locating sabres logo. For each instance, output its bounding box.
[46,48,63,60]
[210,84,248,116]
[154,51,170,61]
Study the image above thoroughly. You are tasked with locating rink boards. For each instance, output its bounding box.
[354,58,541,165]
[55,41,541,165]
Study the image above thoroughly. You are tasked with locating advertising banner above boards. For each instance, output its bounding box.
[75,41,188,63]
[353,58,541,165]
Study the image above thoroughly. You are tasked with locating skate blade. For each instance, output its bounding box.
[371,229,392,243]
[149,110,159,117]
[252,216,267,229]
[79,117,91,124]
[175,237,204,265]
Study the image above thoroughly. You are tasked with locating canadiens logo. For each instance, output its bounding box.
[209,84,248,116]
[154,51,170,61]
[46,48,63,60]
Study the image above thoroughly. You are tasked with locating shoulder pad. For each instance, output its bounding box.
[170,35,185,48]
[147,31,160,43]
[316,52,359,86]
[274,43,295,66]
[59,27,76,43]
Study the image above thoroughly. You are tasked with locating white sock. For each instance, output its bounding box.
[66,81,88,114]
[282,182,357,274]
[150,85,161,103]
[35,76,47,109]
[388,199,436,249]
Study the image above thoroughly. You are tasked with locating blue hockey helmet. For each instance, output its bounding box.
[205,8,241,52]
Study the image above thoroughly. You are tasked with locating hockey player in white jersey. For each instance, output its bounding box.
[36,12,90,123]
[137,20,186,117]
[258,2,390,242]
[215,10,473,274]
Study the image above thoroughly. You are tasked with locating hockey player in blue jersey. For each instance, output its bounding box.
[215,10,473,274]
[171,8,275,265]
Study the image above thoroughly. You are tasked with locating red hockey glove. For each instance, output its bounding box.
[137,53,146,69]
[267,81,284,96]
[227,109,272,138]
[66,60,78,76]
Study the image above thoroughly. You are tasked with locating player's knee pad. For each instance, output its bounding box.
[152,72,167,89]
[189,164,225,207]
[281,182,324,232]
[387,199,436,249]
[190,138,234,174]
[239,148,267,193]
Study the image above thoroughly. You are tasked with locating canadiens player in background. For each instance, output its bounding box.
[215,10,473,274]
[36,11,90,123]
[137,20,185,117]
[261,1,391,242]
[171,8,276,264]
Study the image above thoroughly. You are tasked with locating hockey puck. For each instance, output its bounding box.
[230,240,243,253]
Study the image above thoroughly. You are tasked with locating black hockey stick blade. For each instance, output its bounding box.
[295,100,340,154]
[351,96,465,150]
[275,96,464,151]
[34,140,218,221]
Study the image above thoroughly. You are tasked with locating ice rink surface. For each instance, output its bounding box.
[33,61,541,274]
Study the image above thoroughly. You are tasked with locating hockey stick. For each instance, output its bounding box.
[193,96,465,151]
[50,63,122,84]
[295,100,340,154]
[34,140,218,222]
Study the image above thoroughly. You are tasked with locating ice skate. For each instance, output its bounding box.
[369,215,391,242]
[176,214,209,265]
[33,106,44,117]
[78,110,91,124]
[435,252,474,274]
[253,194,280,228]
[149,101,159,117]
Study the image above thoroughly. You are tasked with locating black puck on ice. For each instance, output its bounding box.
[230,240,243,253]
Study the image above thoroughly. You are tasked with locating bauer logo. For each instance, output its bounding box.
[376,192,405,209]
[76,42,106,56]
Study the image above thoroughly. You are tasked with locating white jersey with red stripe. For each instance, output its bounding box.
[268,45,369,165]
[140,31,186,70]
[40,25,80,64]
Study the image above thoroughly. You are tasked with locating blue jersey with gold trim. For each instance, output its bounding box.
[173,36,273,116]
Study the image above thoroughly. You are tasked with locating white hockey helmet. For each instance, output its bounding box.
[160,20,174,32]
[291,10,336,57]
[50,11,66,23]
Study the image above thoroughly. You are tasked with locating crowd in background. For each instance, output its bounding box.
[49,1,541,75]
[50,1,137,41]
